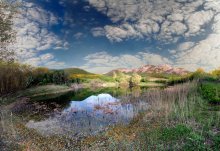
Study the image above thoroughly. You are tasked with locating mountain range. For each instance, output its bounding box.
[106,64,189,76]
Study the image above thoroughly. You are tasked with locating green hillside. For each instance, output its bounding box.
[60,68,93,75]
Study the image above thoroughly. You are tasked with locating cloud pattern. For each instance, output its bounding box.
[11,0,220,72]
[13,1,67,67]
[88,0,220,71]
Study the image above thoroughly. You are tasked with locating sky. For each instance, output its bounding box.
[13,0,220,73]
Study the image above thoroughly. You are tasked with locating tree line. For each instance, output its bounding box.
[0,63,71,94]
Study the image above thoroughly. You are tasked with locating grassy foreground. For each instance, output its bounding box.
[0,81,220,150]
[82,82,220,150]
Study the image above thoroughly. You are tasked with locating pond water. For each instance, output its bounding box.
[16,87,151,138]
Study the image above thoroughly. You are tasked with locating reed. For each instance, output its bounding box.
[1,81,220,150]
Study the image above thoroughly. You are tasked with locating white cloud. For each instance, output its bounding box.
[185,10,214,37]
[135,20,160,36]
[174,33,220,71]
[40,53,54,60]
[104,23,142,42]
[177,42,196,51]
[23,53,53,66]
[10,0,220,71]
[81,51,172,73]
[12,1,68,67]
[167,13,184,22]
[137,52,172,65]
[170,4,220,71]
[88,0,220,71]
[91,27,106,37]
[83,5,91,12]
[22,53,65,68]
[204,0,220,12]
[73,32,84,39]
[212,14,220,33]
[169,22,187,35]
[88,0,216,42]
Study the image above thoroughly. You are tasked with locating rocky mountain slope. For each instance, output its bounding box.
[107,64,189,76]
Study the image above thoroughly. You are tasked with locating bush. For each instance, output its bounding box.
[167,75,192,85]
[199,82,220,104]
[129,73,142,87]
[141,77,148,82]
[114,72,130,87]
[212,69,220,80]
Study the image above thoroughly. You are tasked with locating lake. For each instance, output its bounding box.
[12,87,151,138]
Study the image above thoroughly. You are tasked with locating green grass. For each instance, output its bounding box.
[160,124,192,141]
[199,82,220,103]
[62,68,93,75]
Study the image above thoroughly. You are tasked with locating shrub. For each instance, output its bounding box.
[211,69,220,80]
[199,82,220,104]
[129,73,142,87]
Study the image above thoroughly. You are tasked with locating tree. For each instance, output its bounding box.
[191,68,206,79]
[112,72,117,80]
[196,68,205,74]
[0,0,18,62]
[114,72,130,87]
[212,68,220,80]
[0,62,32,94]
[129,73,142,87]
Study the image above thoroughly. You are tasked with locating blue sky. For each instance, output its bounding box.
[14,0,220,73]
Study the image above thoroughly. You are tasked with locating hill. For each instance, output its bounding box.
[62,68,94,75]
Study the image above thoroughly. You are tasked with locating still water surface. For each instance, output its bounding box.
[23,87,150,137]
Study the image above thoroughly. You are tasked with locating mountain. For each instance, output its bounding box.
[107,64,189,76]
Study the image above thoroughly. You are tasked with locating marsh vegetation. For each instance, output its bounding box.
[1,80,220,150]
